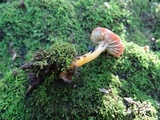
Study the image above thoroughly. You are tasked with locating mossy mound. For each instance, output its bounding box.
[0,0,80,74]
[22,42,77,95]
[112,42,160,100]
[0,42,159,120]
[0,69,28,119]
[0,0,160,120]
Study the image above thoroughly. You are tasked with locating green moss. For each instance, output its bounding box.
[32,41,77,72]
[0,67,158,119]
[0,0,160,119]
[73,0,128,33]
[111,42,160,100]
[0,0,80,73]
[0,69,29,119]
[156,39,160,49]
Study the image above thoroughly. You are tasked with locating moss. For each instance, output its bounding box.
[21,41,77,95]
[111,42,160,100]
[0,0,80,73]
[0,69,29,120]
[32,41,77,71]
[156,39,160,50]
[0,0,160,120]
[73,0,129,33]
[0,67,158,119]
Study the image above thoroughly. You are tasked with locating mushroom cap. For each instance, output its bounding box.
[90,27,124,57]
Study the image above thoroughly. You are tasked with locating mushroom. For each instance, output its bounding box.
[59,27,124,82]
[90,27,124,57]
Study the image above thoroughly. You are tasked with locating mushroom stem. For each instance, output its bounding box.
[73,41,108,67]
[59,41,108,82]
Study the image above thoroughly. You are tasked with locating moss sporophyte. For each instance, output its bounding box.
[59,27,124,82]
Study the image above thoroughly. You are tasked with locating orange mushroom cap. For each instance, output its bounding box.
[90,27,124,57]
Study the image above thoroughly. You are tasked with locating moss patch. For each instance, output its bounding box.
[0,0,160,119]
